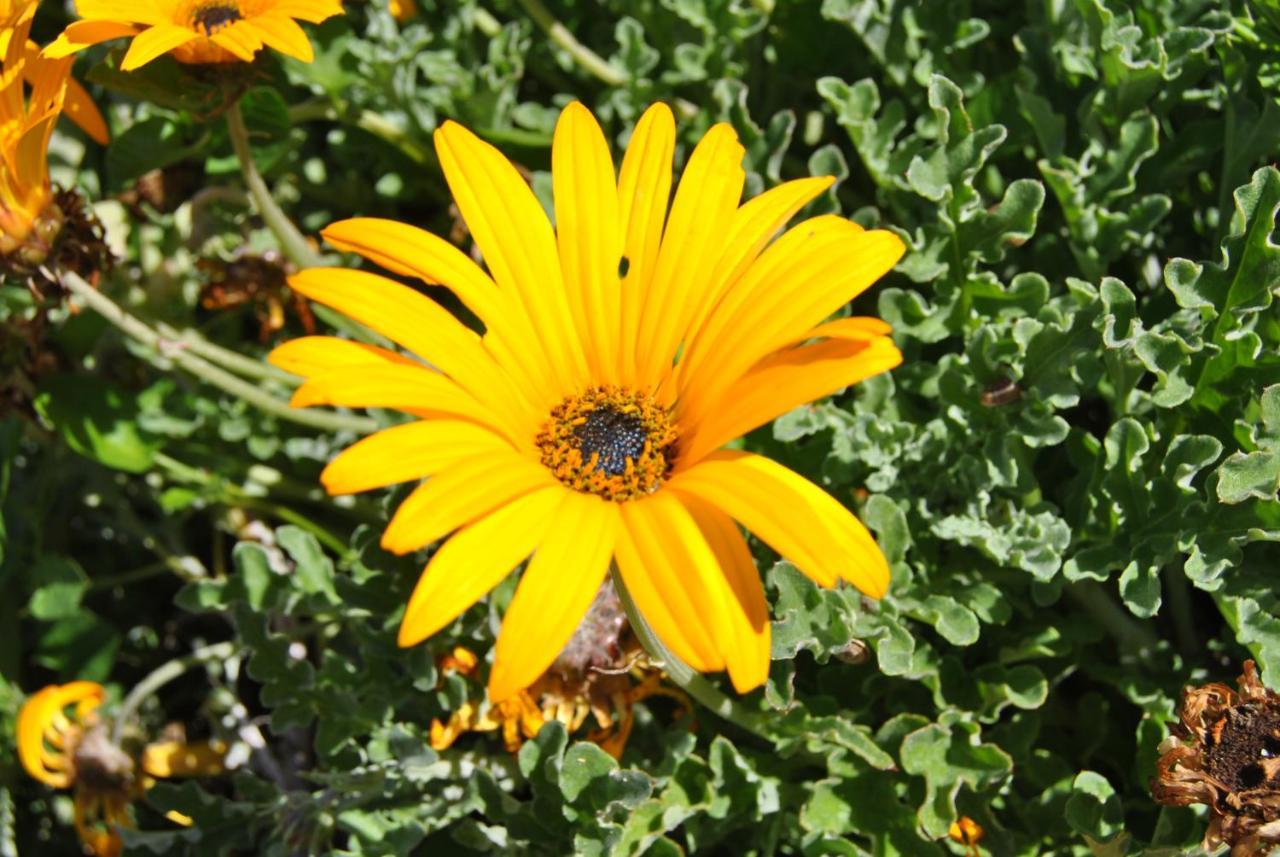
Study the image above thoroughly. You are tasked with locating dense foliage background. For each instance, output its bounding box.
[4,0,1280,853]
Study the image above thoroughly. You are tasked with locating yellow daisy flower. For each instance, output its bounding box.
[270,101,905,702]
[0,0,108,144]
[0,0,76,256]
[44,0,344,72]
[17,681,227,857]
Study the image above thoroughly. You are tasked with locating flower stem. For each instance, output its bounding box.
[154,321,299,386]
[152,452,353,556]
[226,100,322,270]
[608,565,772,741]
[112,641,238,743]
[513,0,627,86]
[59,271,377,435]
[1066,580,1160,655]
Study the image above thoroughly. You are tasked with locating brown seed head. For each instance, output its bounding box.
[1151,661,1280,856]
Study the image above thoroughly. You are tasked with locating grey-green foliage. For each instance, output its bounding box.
[9,0,1280,856]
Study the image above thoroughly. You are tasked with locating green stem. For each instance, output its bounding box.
[155,321,299,386]
[60,271,377,435]
[153,453,353,556]
[226,100,322,269]
[88,560,173,591]
[609,566,771,741]
[1163,566,1198,659]
[287,99,435,168]
[355,110,434,165]
[237,497,351,556]
[1066,581,1160,655]
[112,641,238,743]
[514,0,627,86]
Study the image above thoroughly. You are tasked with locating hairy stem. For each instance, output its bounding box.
[226,100,322,269]
[609,566,771,741]
[155,322,299,385]
[59,271,377,435]
[514,0,627,86]
[113,641,238,743]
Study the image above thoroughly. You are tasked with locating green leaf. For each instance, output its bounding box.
[1065,771,1124,843]
[105,115,204,190]
[1218,384,1280,503]
[276,526,340,602]
[33,375,160,473]
[1165,167,1280,411]
[27,556,88,621]
[899,720,1012,837]
[768,562,858,661]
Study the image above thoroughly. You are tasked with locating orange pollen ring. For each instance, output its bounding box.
[536,386,676,502]
[189,1,242,34]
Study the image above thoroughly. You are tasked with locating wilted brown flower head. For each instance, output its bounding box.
[430,581,689,758]
[1151,660,1280,856]
[198,250,314,342]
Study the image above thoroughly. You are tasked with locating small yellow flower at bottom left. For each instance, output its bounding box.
[17,681,227,857]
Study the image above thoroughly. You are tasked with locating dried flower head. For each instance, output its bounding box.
[431,582,689,758]
[1151,660,1280,856]
[17,681,227,857]
[198,250,314,342]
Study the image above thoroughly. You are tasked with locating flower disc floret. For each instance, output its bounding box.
[537,386,676,502]
[187,1,242,34]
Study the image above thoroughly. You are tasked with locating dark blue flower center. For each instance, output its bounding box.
[572,407,647,476]
[192,3,241,33]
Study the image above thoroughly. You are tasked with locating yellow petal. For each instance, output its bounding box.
[22,42,108,144]
[488,491,618,701]
[614,494,724,672]
[120,25,200,72]
[245,14,313,63]
[320,217,556,399]
[209,20,263,63]
[268,0,345,23]
[434,120,587,397]
[17,682,104,789]
[552,101,622,383]
[60,75,108,144]
[72,0,166,22]
[685,175,834,342]
[288,267,535,433]
[321,419,511,495]
[266,335,417,378]
[321,217,507,328]
[616,102,675,385]
[43,21,141,58]
[634,122,744,388]
[680,219,903,421]
[289,363,498,429]
[380,451,556,554]
[398,486,563,646]
[680,332,902,464]
[140,740,226,778]
[620,493,762,691]
[683,494,771,692]
[669,450,890,597]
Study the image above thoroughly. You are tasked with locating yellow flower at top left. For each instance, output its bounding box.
[0,0,107,144]
[0,0,78,255]
[45,0,344,72]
